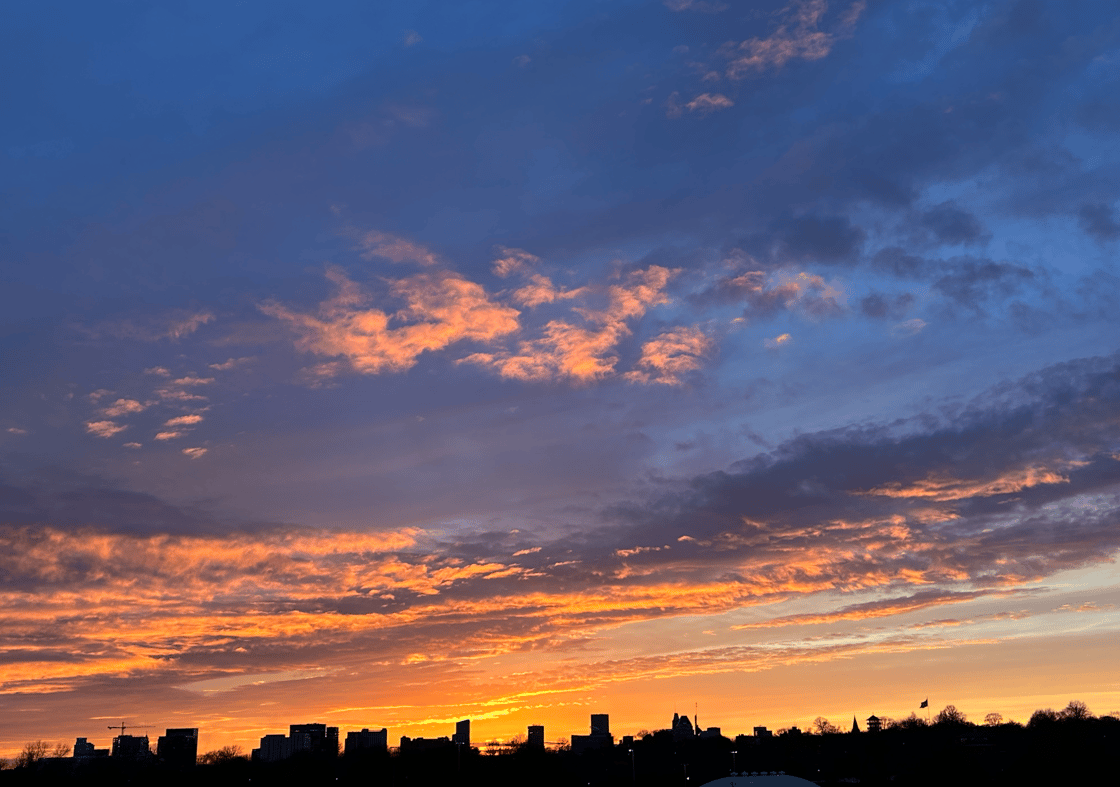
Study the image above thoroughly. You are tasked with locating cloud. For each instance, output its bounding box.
[685,93,734,115]
[464,266,677,383]
[263,266,520,377]
[891,318,926,336]
[209,357,253,370]
[664,0,728,12]
[101,398,146,417]
[919,201,990,246]
[625,325,712,385]
[721,1,865,78]
[164,414,204,427]
[668,93,735,117]
[89,310,214,342]
[182,447,208,459]
[356,231,441,267]
[764,333,792,349]
[492,247,539,278]
[6,428,28,435]
[155,431,185,441]
[1078,203,1120,241]
[85,421,127,438]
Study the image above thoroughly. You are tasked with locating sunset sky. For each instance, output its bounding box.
[2,0,1119,758]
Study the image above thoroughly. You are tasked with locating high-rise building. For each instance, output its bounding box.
[571,714,613,754]
[344,728,388,755]
[289,723,340,755]
[157,728,199,767]
[112,734,151,760]
[527,725,545,750]
[453,719,470,747]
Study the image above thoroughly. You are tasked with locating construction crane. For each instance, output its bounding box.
[107,722,155,737]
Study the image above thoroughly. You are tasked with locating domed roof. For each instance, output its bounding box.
[699,774,818,787]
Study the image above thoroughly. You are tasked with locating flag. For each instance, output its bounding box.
[920,699,928,708]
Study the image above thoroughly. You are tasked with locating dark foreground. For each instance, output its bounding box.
[4,716,1116,787]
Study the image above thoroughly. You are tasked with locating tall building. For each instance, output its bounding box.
[290,723,340,756]
[527,725,545,750]
[571,714,613,754]
[112,734,151,760]
[254,733,306,763]
[672,713,695,741]
[453,719,471,747]
[344,728,388,755]
[866,715,882,733]
[157,728,198,767]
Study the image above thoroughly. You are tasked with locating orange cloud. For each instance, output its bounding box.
[465,266,677,383]
[85,420,127,438]
[263,267,520,376]
[625,325,712,385]
[858,464,1081,501]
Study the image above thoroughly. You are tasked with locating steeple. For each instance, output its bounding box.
[851,716,860,733]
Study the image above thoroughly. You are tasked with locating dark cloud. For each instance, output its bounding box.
[1078,203,1120,241]
[860,291,914,319]
[772,214,865,265]
[919,201,990,246]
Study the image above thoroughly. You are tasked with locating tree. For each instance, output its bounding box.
[984,713,1003,726]
[198,745,247,765]
[15,741,51,768]
[934,705,967,726]
[1060,700,1092,721]
[811,717,840,735]
[51,742,71,758]
[896,713,928,729]
[1028,708,1059,727]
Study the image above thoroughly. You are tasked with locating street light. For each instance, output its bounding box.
[629,748,635,783]
[731,750,738,773]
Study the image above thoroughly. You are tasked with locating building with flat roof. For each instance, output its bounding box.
[453,719,470,747]
[572,714,613,754]
[527,725,544,750]
[344,728,388,755]
[157,728,198,767]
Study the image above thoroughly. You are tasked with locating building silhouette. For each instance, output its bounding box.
[290,723,339,756]
[866,715,882,733]
[156,727,198,767]
[672,712,695,741]
[754,726,772,738]
[344,728,388,755]
[399,735,452,753]
[572,714,613,753]
[851,716,860,733]
[73,738,108,758]
[111,734,151,760]
[254,733,309,762]
[527,725,544,750]
[453,719,471,748]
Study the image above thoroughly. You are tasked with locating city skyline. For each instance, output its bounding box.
[2,0,1119,762]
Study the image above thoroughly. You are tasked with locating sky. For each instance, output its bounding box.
[1,0,1119,758]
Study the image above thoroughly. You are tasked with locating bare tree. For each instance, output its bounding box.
[51,742,71,758]
[811,717,841,735]
[15,741,51,768]
[896,713,928,729]
[984,712,1003,726]
[1060,700,1092,721]
[198,745,247,765]
[934,705,967,726]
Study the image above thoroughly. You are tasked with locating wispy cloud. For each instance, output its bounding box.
[85,421,128,438]
[720,0,865,78]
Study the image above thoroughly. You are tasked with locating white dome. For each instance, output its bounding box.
[699,776,818,787]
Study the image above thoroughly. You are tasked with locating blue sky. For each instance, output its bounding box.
[1,0,1118,756]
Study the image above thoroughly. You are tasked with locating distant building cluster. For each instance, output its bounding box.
[49,708,902,767]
